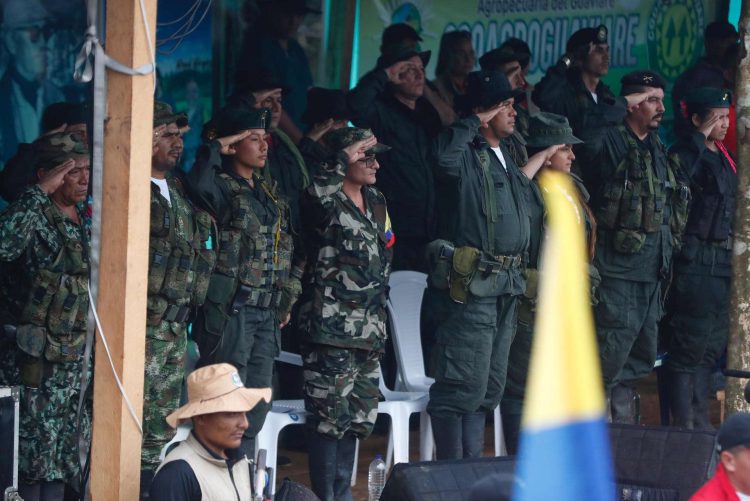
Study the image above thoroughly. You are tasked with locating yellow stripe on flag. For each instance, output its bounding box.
[522,170,605,430]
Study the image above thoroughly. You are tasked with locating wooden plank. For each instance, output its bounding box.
[89,0,157,499]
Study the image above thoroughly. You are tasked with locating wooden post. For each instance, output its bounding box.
[89,0,156,499]
[727,1,750,416]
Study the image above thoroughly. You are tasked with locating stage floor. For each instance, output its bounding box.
[271,372,723,500]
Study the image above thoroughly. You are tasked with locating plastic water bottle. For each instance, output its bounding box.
[368,454,386,501]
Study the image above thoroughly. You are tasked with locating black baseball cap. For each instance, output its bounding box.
[718,412,750,452]
[461,70,523,111]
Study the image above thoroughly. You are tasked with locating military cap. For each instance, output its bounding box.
[525,112,582,148]
[301,88,350,127]
[461,70,522,111]
[377,45,431,70]
[42,102,89,132]
[620,70,667,93]
[685,87,733,108]
[204,107,272,141]
[33,132,89,171]
[479,47,520,72]
[323,127,390,156]
[717,412,750,452]
[566,25,608,53]
[154,101,188,128]
[382,23,423,48]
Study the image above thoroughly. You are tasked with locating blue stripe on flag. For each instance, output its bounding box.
[514,417,615,501]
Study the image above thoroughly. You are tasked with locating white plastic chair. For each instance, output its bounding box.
[254,351,309,496]
[159,422,193,462]
[387,270,508,457]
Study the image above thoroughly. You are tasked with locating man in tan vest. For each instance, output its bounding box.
[149,364,271,500]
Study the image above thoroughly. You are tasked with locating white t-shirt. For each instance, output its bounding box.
[151,178,171,206]
[591,91,598,104]
[490,146,507,172]
[737,491,750,501]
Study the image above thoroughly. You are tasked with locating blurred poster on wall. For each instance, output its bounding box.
[156,0,213,171]
[0,0,88,164]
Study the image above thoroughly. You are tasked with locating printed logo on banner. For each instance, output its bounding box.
[373,0,436,42]
[647,0,704,79]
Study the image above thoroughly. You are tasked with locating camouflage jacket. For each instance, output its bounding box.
[0,185,89,330]
[298,153,393,351]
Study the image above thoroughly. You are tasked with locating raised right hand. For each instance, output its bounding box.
[216,130,256,154]
[698,112,720,140]
[385,60,413,84]
[37,158,76,195]
[342,136,378,165]
[475,103,505,128]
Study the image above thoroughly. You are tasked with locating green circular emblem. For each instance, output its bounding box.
[647,0,704,79]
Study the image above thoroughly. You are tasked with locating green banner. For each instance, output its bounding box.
[357,0,720,92]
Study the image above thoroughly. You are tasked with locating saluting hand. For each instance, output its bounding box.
[475,103,505,129]
[543,144,565,166]
[698,112,721,140]
[253,88,282,107]
[385,60,413,84]
[216,130,256,155]
[624,88,658,112]
[37,158,76,195]
[342,136,378,165]
[306,118,335,142]
[152,124,167,150]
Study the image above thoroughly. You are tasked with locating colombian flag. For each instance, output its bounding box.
[513,171,615,501]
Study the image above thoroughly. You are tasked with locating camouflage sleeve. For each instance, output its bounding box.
[0,185,49,261]
[309,152,350,200]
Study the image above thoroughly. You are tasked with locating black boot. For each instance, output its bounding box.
[667,370,694,429]
[502,412,522,455]
[693,367,714,430]
[430,414,463,459]
[610,384,637,424]
[308,431,338,501]
[333,434,356,501]
[462,411,487,458]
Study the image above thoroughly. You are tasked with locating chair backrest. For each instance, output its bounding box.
[387,271,428,391]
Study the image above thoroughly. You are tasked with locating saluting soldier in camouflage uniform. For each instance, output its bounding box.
[664,87,736,430]
[0,132,91,501]
[140,102,217,490]
[297,127,392,501]
[577,71,690,423]
[424,71,563,460]
[188,107,302,455]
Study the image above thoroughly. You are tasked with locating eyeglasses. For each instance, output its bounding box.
[358,156,376,168]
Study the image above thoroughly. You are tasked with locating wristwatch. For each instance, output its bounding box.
[561,55,572,68]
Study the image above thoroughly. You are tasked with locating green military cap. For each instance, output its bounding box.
[32,131,89,171]
[154,101,188,128]
[323,127,391,155]
[525,112,582,148]
[685,87,733,108]
[566,25,607,53]
[203,107,272,142]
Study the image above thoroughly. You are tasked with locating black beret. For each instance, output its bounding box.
[620,70,667,92]
[566,25,608,53]
[203,107,272,142]
[479,47,520,72]
[718,412,750,452]
[461,70,522,111]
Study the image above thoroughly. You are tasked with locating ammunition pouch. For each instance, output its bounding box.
[449,246,480,303]
[16,324,46,358]
[612,228,646,254]
[231,284,282,314]
[44,331,85,363]
[425,239,454,290]
[522,268,540,301]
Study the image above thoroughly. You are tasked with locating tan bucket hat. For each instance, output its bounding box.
[166,364,272,429]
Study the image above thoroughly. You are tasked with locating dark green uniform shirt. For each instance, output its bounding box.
[580,124,675,283]
[433,116,530,295]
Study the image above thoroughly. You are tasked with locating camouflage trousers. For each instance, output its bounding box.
[0,346,91,484]
[141,320,187,470]
[302,344,380,440]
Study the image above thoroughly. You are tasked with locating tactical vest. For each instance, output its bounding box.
[148,179,216,325]
[595,126,690,253]
[18,202,89,364]
[214,173,293,307]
